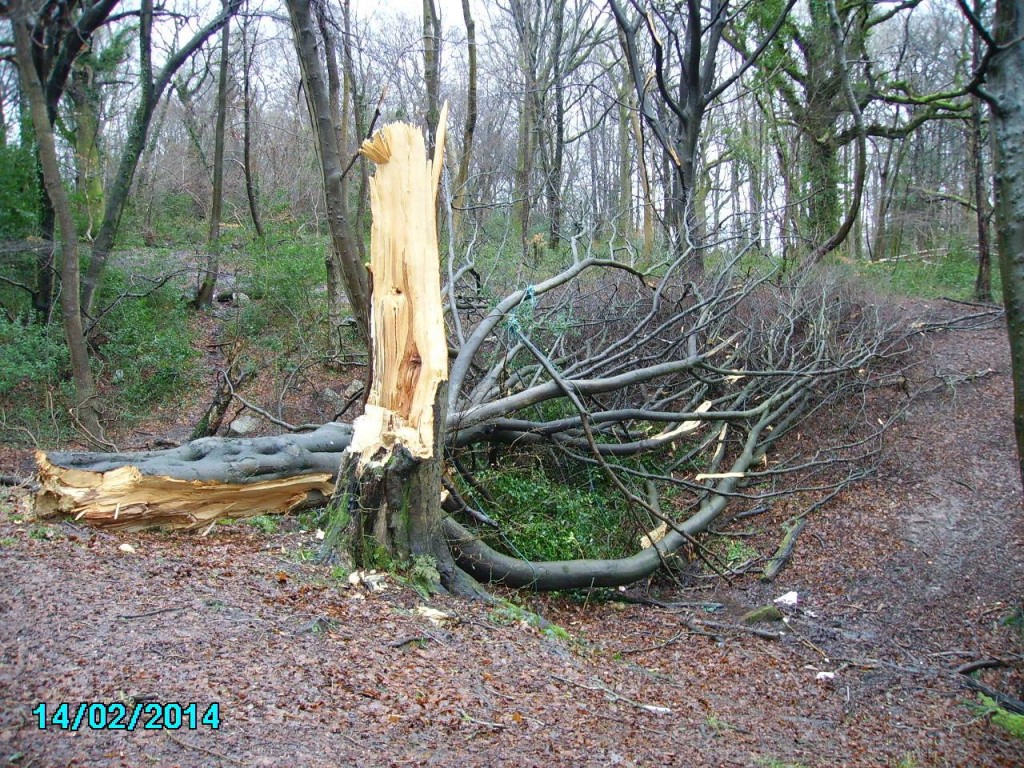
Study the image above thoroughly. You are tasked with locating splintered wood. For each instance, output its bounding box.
[34,452,333,532]
[349,103,449,463]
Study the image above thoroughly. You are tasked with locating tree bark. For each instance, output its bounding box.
[240,4,264,238]
[196,9,232,309]
[971,0,993,302]
[34,423,352,531]
[989,0,1024,487]
[451,0,477,244]
[82,0,239,318]
[12,2,104,442]
[287,0,370,342]
[422,0,441,152]
[68,58,105,240]
[315,2,349,355]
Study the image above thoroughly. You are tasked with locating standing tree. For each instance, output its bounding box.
[81,0,240,318]
[4,0,121,321]
[967,0,1024,483]
[11,0,103,441]
[610,0,797,270]
[969,0,993,302]
[195,1,232,310]
[450,0,477,244]
[239,0,264,238]
[286,0,369,342]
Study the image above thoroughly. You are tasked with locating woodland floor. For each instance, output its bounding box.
[1,299,1023,767]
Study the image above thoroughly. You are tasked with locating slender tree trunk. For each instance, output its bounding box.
[870,141,894,261]
[13,4,104,442]
[196,11,232,310]
[451,0,477,244]
[68,64,105,240]
[630,96,654,262]
[17,56,55,321]
[314,2,350,354]
[339,0,370,264]
[545,0,565,249]
[422,0,441,153]
[971,2,993,301]
[749,104,765,252]
[137,90,172,239]
[175,79,212,179]
[287,0,369,341]
[616,82,632,246]
[515,77,534,253]
[972,91,994,301]
[82,0,238,319]
[990,0,1024,487]
[240,6,264,238]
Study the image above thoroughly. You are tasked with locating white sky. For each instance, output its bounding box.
[352,0,474,26]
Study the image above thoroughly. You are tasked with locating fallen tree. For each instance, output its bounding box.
[33,113,922,592]
[34,423,352,531]
[33,257,909,591]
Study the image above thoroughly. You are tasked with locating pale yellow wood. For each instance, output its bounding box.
[351,106,449,461]
[33,452,333,531]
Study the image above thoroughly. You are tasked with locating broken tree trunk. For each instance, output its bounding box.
[333,104,468,589]
[33,423,352,531]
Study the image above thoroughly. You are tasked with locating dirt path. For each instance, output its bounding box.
[1,309,1022,767]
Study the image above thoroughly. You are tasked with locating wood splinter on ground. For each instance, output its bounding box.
[31,424,352,531]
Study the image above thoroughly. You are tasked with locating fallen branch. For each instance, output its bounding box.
[1,474,39,492]
[959,675,1024,716]
[760,517,806,582]
[33,423,351,530]
[549,673,673,715]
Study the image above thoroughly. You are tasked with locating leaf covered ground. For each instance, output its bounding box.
[1,305,1022,767]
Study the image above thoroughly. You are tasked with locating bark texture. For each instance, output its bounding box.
[286,0,370,341]
[990,0,1024,487]
[196,10,231,309]
[33,423,352,531]
[12,3,103,441]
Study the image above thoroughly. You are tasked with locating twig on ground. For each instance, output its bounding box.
[117,607,187,620]
[550,673,673,715]
[954,657,1013,675]
[389,635,430,648]
[692,618,783,641]
[458,709,509,729]
[958,675,1024,715]
[619,630,686,654]
[0,474,39,492]
[761,517,806,582]
[165,733,245,765]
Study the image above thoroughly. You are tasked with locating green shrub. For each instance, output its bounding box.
[224,231,341,357]
[247,515,279,534]
[856,242,1001,301]
[0,316,67,396]
[98,273,198,417]
[0,144,41,239]
[0,266,199,439]
[474,463,633,562]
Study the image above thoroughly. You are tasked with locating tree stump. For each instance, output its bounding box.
[335,105,460,582]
